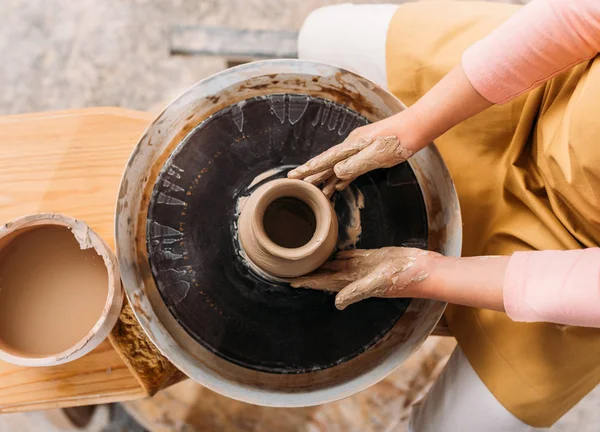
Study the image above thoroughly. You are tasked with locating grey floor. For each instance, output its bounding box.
[1,0,598,430]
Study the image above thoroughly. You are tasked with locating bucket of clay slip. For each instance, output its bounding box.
[0,214,123,366]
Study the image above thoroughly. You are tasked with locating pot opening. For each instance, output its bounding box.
[262,197,316,249]
[0,225,109,358]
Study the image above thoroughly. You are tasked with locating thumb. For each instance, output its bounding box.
[335,271,389,310]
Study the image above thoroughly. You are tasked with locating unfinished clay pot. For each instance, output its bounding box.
[0,213,123,367]
[238,179,338,278]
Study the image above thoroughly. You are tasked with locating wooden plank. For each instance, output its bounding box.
[0,107,151,248]
[170,26,298,58]
[0,107,172,412]
[0,340,145,413]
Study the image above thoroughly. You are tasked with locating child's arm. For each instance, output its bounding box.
[293,248,600,328]
[419,249,600,328]
[290,0,600,187]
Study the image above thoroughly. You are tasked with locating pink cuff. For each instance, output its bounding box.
[504,249,600,327]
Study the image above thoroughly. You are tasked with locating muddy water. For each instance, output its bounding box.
[0,226,108,356]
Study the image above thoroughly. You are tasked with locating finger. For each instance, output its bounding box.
[288,137,372,179]
[287,144,350,179]
[304,168,334,185]
[335,249,372,259]
[289,276,346,292]
[322,176,338,199]
[335,272,389,310]
[333,149,376,181]
[334,178,353,191]
[320,259,356,272]
[334,136,411,181]
[319,261,376,283]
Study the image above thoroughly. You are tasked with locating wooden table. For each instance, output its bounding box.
[0,108,183,413]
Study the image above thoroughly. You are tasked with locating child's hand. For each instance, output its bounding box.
[290,247,436,310]
[287,121,413,197]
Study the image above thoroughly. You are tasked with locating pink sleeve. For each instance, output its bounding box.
[504,249,600,327]
[462,0,600,104]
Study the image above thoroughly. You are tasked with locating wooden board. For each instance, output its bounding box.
[0,108,176,412]
[0,107,150,248]
[0,340,142,413]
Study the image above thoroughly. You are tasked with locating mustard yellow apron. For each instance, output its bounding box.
[386,2,600,427]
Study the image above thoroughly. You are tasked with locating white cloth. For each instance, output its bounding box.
[298,5,542,431]
[298,4,398,88]
[409,346,539,432]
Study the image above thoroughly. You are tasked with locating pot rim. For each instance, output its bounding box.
[0,213,123,367]
[251,179,333,261]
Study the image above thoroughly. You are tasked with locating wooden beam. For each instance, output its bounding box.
[170,26,298,58]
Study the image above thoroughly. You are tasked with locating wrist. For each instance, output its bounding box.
[375,109,431,153]
[404,252,445,298]
[412,254,508,311]
[397,108,433,152]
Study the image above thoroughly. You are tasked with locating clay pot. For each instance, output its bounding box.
[238,179,338,278]
[0,213,123,367]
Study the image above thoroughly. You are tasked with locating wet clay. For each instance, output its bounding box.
[291,248,426,310]
[337,186,365,250]
[238,178,338,278]
[289,135,414,195]
[263,197,316,248]
[334,136,413,180]
[0,226,108,357]
[247,166,295,189]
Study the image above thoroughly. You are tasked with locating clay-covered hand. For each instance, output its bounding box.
[287,122,413,197]
[290,247,436,310]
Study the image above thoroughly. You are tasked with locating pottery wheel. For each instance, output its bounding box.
[146,95,428,374]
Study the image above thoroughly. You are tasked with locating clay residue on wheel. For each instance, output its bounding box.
[336,185,365,250]
[110,301,185,395]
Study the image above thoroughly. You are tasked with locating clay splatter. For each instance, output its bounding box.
[337,185,365,250]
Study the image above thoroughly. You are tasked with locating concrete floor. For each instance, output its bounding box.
[1,0,599,430]
[0,0,417,117]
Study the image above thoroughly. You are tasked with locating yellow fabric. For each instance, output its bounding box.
[386,2,600,428]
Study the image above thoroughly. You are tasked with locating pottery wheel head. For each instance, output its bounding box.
[116,60,461,406]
